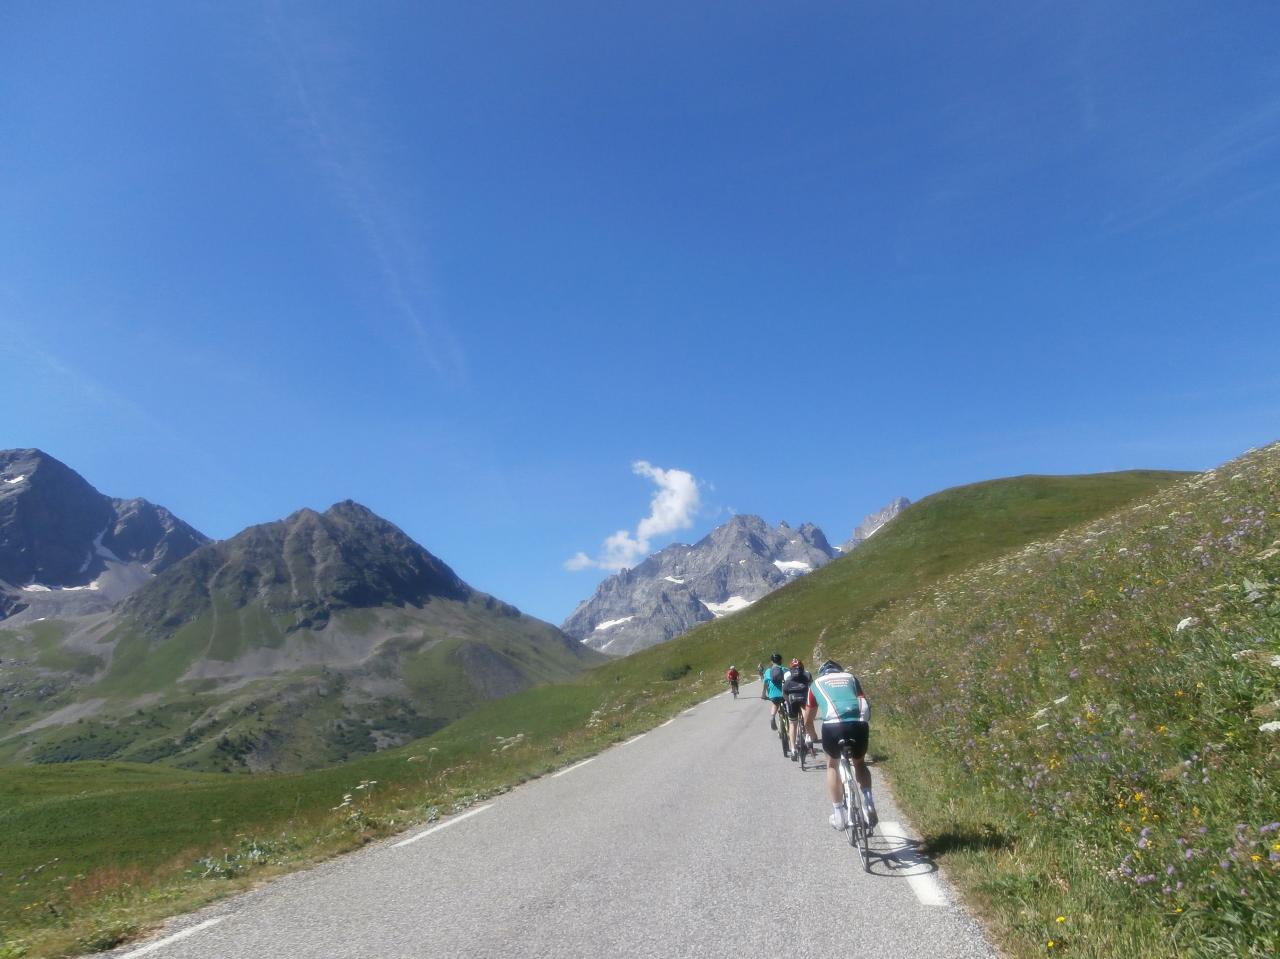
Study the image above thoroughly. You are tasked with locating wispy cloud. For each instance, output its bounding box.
[1109,96,1280,231]
[566,461,702,571]
[0,313,230,481]
[259,3,465,384]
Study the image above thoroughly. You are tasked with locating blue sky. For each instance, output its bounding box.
[3,1,1279,623]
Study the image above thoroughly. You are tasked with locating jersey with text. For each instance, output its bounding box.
[807,672,869,723]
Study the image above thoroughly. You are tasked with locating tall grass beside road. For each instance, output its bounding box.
[853,446,1280,957]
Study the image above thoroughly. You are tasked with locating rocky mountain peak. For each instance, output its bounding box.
[122,499,470,633]
[840,496,911,552]
[563,513,837,656]
[0,449,209,621]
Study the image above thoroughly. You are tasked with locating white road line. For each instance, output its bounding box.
[118,916,228,958]
[551,757,597,779]
[392,804,493,848]
[619,733,646,746]
[878,821,948,906]
[907,872,948,907]
[657,718,675,728]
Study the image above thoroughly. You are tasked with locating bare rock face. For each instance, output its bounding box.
[0,449,209,622]
[562,515,836,656]
[840,497,911,553]
[121,499,473,633]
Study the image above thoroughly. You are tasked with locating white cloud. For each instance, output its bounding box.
[566,461,702,571]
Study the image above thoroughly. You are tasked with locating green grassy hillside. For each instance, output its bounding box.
[0,467,1192,957]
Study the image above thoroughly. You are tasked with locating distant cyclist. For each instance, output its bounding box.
[757,663,766,699]
[726,665,740,697]
[781,658,813,760]
[806,660,877,830]
[762,653,786,728]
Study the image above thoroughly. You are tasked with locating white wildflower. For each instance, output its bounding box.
[1176,617,1198,632]
[1260,721,1280,735]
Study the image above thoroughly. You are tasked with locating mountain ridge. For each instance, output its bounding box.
[0,454,599,772]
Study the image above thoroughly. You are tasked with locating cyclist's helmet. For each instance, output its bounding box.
[790,658,802,670]
[770,653,783,664]
[818,659,843,676]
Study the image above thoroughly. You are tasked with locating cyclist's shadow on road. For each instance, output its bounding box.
[865,830,938,878]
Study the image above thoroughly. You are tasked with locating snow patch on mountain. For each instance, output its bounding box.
[593,616,634,631]
[773,560,811,573]
[703,596,752,617]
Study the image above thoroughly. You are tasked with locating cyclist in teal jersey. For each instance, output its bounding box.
[762,652,786,729]
[805,660,877,830]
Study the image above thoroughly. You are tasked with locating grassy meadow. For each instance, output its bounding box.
[6,458,1272,958]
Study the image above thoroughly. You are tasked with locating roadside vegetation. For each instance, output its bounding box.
[8,458,1270,958]
[859,445,1279,958]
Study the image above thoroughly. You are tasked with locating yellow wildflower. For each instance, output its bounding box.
[1056,916,1066,923]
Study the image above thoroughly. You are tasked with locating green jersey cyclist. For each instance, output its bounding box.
[805,659,877,830]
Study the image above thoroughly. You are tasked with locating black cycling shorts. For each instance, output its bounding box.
[785,697,806,719]
[821,719,869,759]
[769,695,784,706]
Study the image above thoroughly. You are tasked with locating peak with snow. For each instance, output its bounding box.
[561,514,837,656]
[0,448,209,622]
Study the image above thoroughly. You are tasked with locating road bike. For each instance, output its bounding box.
[729,679,739,698]
[787,703,810,769]
[775,705,791,758]
[837,739,873,870]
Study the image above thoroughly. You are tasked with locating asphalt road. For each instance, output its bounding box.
[105,683,996,959]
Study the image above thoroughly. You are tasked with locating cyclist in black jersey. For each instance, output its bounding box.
[781,658,813,760]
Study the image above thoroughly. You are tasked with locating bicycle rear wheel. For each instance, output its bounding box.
[841,759,858,847]
[778,714,790,757]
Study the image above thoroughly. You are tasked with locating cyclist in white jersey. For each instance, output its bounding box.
[805,660,877,830]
